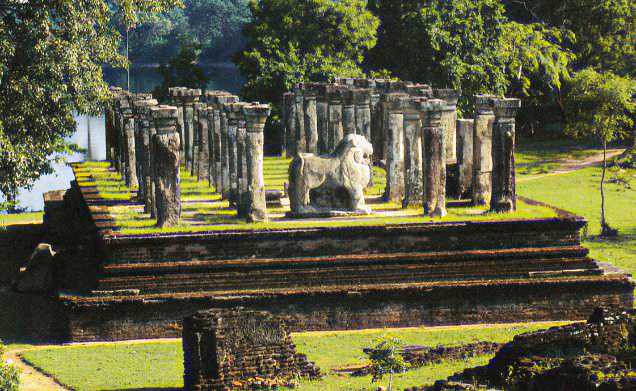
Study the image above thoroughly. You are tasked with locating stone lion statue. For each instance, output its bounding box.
[288,134,374,216]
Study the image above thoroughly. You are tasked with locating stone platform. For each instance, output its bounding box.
[20,166,633,342]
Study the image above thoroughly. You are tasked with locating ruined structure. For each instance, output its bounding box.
[183,308,321,391]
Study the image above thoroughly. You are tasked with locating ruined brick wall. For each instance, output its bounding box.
[183,308,320,391]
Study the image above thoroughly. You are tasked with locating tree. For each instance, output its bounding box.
[366,0,573,115]
[152,42,209,102]
[0,0,181,212]
[235,0,379,105]
[364,336,409,391]
[564,69,636,236]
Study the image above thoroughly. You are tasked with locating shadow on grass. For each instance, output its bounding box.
[108,388,181,391]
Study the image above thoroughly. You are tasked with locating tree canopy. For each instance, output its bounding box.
[0,0,181,211]
[235,0,379,104]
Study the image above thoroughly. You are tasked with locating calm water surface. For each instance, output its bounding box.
[4,66,243,211]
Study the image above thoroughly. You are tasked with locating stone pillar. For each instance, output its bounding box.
[171,87,186,158]
[491,98,521,213]
[354,89,372,141]
[457,119,475,199]
[419,99,448,217]
[327,89,344,151]
[472,95,496,206]
[402,97,424,207]
[235,110,249,218]
[132,98,158,212]
[121,100,139,189]
[106,87,123,164]
[284,92,296,156]
[294,86,306,154]
[194,102,209,182]
[342,90,356,136]
[218,95,239,199]
[242,104,271,222]
[183,89,202,174]
[303,93,318,154]
[316,85,330,154]
[115,94,130,178]
[150,105,181,228]
[433,89,460,164]
[384,93,408,203]
[226,102,246,205]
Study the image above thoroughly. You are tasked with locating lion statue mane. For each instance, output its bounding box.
[288,134,374,216]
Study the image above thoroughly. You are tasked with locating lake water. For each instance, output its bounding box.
[3,66,243,212]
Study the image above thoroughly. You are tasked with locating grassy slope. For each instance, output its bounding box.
[20,322,565,391]
[517,165,636,277]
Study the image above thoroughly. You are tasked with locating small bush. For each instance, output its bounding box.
[0,342,20,391]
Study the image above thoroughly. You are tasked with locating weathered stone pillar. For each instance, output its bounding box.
[284,92,296,156]
[150,105,181,228]
[242,104,271,222]
[370,81,384,163]
[294,86,306,154]
[115,94,130,178]
[132,98,158,212]
[303,92,318,154]
[457,119,475,199]
[472,95,496,206]
[235,108,249,218]
[402,97,424,207]
[106,87,123,164]
[419,99,448,217]
[354,89,372,141]
[316,85,330,154]
[183,89,202,174]
[384,93,408,203]
[490,98,521,213]
[218,95,239,199]
[171,87,186,157]
[121,100,138,189]
[342,90,357,136]
[194,102,210,182]
[433,89,460,165]
[327,89,344,151]
[226,102,247,205]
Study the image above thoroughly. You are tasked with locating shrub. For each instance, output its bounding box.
[0,342,20,391]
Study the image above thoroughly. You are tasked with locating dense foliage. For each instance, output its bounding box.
[126,0,251,64]
[0,0,181,211]
[235,0,379,104]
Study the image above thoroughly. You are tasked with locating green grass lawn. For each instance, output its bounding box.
[515,138,605,176]
[74,158,557,236]
[517,165,636,277]
[20,322,566,391]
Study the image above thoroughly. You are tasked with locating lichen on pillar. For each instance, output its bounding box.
[354,88,372,142]
[419,99,448,218]
[315,84,330,154]
[383,92,408,203]
[457,118,475,199]
[342,89,357,136]
[242,103,271,222]
[150,105,181,228]
[401,96,424,208]
[294,84,306,154]
[490,98,521,213]
[433,88,460,165]
[327,89,344,151]
[194,102,210,182]
[304,92,319,154]
[472,95,496,206]
[132,98,159,214]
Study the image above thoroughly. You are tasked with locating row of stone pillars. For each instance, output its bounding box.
[281,81,520,216]
[104,87,272,227]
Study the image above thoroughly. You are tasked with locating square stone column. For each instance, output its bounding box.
[242,104,271,222]
[433,88,460,165]
[342,89,357,136]
[294,85,306,154]
[150,105,181,228]
[401,97,424,207]
[235,108,249,218]
[383,93,408,203]
[120,99,138,189]
[315,84,330,154]
[419,99,448,217]
[132,98,159,214]
[327,89,344,151]
[303,92,319,154]
[457,119,475,199]
[194,102,210,182]
[354,89,372,142]
[472,95,496,206]
[217,95,239,199]
[171,87,187,157]
[182,89,202,174]
[283,92,296,156]
[226,102,248,207]
[491,98,521,213]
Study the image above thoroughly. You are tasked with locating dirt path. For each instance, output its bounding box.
[518,148,624,183]
[4,349,68,391]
